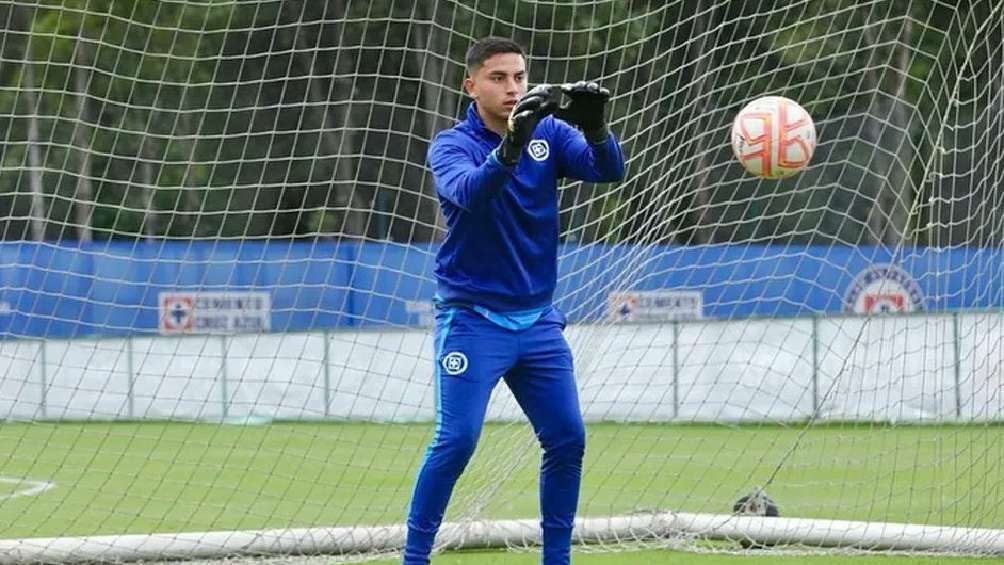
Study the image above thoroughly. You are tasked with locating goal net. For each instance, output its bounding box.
[0,0,1002,562]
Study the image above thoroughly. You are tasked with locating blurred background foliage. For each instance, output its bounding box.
[0,0,1000,246]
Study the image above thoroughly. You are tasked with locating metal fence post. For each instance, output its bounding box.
[39,339,48,420]
[323,329,331,418]
[812,316,820,418]
[953,311,962,419]
[220,334,229,420]
[126,336,135,419]
[672,321,680,419]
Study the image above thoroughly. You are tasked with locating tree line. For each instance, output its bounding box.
[0,0,1000,246]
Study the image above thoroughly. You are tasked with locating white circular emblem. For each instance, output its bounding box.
[441,352,468,375]
[844,264,925,314]
[527,139,549,162]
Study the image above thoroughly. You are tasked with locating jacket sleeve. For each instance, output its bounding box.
[428,135,512,212]
[552,119,626,183]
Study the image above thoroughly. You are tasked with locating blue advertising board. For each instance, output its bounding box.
[0,241,1000,338]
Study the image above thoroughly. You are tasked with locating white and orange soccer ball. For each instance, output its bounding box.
[731,96,816,179]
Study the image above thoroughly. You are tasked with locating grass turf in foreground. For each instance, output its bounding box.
[0,421,999,546]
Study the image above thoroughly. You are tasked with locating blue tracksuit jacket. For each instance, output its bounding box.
[427,102,626,311]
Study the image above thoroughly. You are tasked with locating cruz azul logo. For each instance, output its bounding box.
[527,139,549,162]
[160,295,194,332]
[440,351,468,376]
[844,264,925,314]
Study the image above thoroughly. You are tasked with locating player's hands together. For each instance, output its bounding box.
[498,84,559,166]
[555,80,611,143]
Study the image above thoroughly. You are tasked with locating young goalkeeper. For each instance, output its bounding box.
[402,36,625,565]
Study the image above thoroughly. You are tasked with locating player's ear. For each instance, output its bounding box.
[463,75,476,98]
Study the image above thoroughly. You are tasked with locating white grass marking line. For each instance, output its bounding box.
[0,476,55,499]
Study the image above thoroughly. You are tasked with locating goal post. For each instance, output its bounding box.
[0,0,1002,562]
[1,513,1002,563]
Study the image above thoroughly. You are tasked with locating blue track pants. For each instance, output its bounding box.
[402,306,585,565]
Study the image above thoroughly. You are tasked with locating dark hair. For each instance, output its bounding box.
[465,36,525,73]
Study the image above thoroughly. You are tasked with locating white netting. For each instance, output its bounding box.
[0,0,1001,562]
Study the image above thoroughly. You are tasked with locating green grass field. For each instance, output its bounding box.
[0,422,1000,564]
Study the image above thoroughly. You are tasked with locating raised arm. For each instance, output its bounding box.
[554,120,625,183]
[429,87,561,212]
[428,138,511,213]
[553,80,625,183]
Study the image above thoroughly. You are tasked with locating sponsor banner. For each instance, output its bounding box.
[844,264,925,314]
[159,292,270,335]
[609,290,703,322]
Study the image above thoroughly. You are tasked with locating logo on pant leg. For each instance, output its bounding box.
[441,352,468,375]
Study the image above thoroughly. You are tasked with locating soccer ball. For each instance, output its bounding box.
[731,96,816,179]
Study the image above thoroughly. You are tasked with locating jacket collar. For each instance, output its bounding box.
[465,102,502,141]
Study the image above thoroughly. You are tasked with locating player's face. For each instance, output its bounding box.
[465,52,528,126]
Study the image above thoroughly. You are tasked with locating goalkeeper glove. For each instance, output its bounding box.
[497,85,559,167]
[555,80,611,144]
